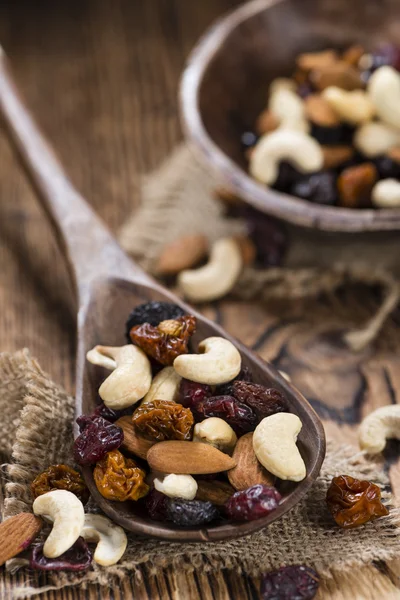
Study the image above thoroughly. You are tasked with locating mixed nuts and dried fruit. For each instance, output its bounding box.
[244,43,400,209]
[0,301,390,590]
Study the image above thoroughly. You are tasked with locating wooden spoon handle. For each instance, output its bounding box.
[0,50,151,299]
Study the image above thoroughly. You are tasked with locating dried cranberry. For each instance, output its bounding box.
[74,415,123,466]
[225,484,281,521]
[195,395,257,435]
[261,565,320,600]
[232,381,288,419]
[30,537,92,571]
[125,301,185,341]
[167,499,219,527]
[216,366,253,396]
[291,171,337,206]
[311,123,353,146]
[178,379,212,409]
[93,402,132,422]
[145,489,169,521]
[244,209,287,268]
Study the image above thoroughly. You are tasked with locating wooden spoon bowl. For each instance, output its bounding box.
[0,54,325,541]
[180,0,400,232]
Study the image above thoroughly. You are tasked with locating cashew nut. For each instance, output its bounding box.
[372,179,400,208]
[249,130,323,185]
[87,345,152,409]
[269,84,309,133]
[141,366,181,405]
[353,121,400,157]
[32,490,84,558]
[322,87,375,124]
[368,66,400,130]
[81,514,127,566]
[253,413,306,481]
[359,405,400,454]
[177,237,243,302]
[174,336,241,385]
[193,417,237,454]
[154,473,198,500]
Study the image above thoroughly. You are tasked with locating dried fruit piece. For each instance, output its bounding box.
[155,234,208,276]
[304,94,339,127]
[30,537,92,572]
[130,315,196,366]
[311,122,354,146]
[310,61,363,91]
[115,415,156,458]
[374,155,400,179]
[74,415,123,466]
[145,489,169,521]
[322,145,354,169]
[228,432,275,491]
[261,565,320,600]
[31,465,89,504]
[292,171,338,205]
[178,379,212,409]
[337,162,378,208]
[146,440,236,474]
[0,513,43,566]
[132,400,194,441]
[225,484,281,521]
[326,475,388,528]
[216,366,253,397]
[195,480,235,506]
[92,402,132,423]
[195,395,258,436]
[232,381,288,419]
[125,301,185,339]
[93,449,149,502]
[167,498,219,527]
[244,210,287,267]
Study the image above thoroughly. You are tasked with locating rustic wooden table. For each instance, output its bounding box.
[1,0,400,598]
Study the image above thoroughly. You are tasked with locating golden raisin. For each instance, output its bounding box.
[337,163,378,208]
[132,399,194,441]
[93,449,149,502]
[31,464,90,504]
[129,315,196,366]
[326,475,388,528]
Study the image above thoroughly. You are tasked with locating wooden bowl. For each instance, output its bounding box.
[180,0,400,232]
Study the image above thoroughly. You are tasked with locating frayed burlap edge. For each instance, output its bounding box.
[2,351,400,599]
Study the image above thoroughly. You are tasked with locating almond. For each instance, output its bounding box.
[228,432,275,491]
[115,416,155,459]
[296,49,338,72]
[195,480,235,506]
[155,234,208,276]
[0,513,42,566]
[322,145,354,169]
[147,441,236,474]
[304,94,340,127]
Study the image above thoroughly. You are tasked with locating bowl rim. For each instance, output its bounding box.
[179,0,400,232]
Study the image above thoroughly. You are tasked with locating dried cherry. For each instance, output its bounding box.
[166,498,219,527]
[132,400,194,441]
[178,379,212,409]
[125,301,185,341]
[73,416,123,466]
[31,465,89,504]
[129,315,196,366]
[194,395,257,435]
[326,475,388,528]
[93,449,149,502]
[225,484,281,521]
[145,489,169,521]
[261,565,320,600]
[232,381,288,419]
[30,537,92,571]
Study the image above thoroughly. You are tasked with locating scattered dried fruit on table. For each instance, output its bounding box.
[132,399,194,441]
[0,513,43,567]
[225,484,281,521]
[337,162,378,208]
[74,415,123,466]
[232,381,288,419]
[228,432,275,491]
[167,498,219,527]
[129,315,196,366]
[31,464,89,504]
[93,449,149,502]
[145,489,169,521]
[178,379,212,409]
[125,301,185,340]
[195,480,235,506]
[261,565,320,600]
[244,210,287,267]
[194,395,258,436]
[155,234,209,276]
[115,415,156,459]
[326,475,388,528]
[147,440,236,474]
[30,537,92,572]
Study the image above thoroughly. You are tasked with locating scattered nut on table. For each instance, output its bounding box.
[359,404,400,453]
[81,514,127,566]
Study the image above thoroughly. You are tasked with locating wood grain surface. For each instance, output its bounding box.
[0,0,399,598]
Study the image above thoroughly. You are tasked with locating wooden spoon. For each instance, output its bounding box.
[0,52,325,542]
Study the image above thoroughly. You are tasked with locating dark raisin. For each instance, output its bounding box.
[374,156,400,179]
[178,379,212,409]
[93,402,132,422]
[194,395,258,435]
[311,122,354,146]
[30,537,92,571]
[145,489,169,521]
[291,171,337,206]
[225,484,281,521]
[125,301,185,341]
[216,366,253,396]
[244,208,287,268]
[232,381,288,419]
[241,131,259,150]
[273,162,302,193]
[74,415,123,466]
[167,498,219,527]
[261,565,320,600]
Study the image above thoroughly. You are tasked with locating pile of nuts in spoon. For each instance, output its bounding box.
[245,43,400,208]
